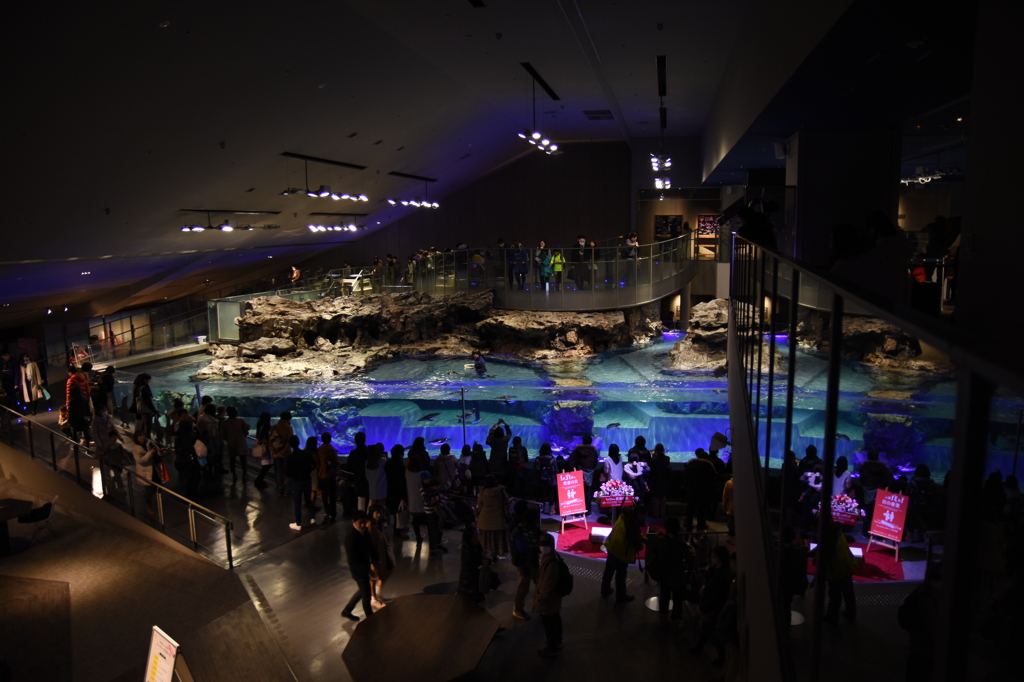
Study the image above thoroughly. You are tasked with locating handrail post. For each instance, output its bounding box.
[127,470,136,515]
[810,292,843,681]
[188,506,198,550]
[98,455,109,498]
[73,443,83,486]
[27,421,35,459]
[156,489,166,530]
[225,521,234,569]
[50,431,58,471]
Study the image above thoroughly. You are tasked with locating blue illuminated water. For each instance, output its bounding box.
[119,337,1003,476]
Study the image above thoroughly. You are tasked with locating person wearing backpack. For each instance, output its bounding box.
[535,533,567,658]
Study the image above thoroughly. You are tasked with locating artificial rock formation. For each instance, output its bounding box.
[195,291,662,381]
[796,309,947,372]
[666,299,784,374]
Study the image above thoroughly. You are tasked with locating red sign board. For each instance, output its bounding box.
[557,470,587,516]
[869,490,908,542]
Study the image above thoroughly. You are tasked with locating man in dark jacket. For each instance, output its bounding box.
[859,448,893,536]
[286,435,317,531]
[570,435,600,514]
[647,516,695,626]
[347,432,370,512]
[569,235,590,290]
[683,452,718,531]
[341,511,379,622]
[318,433,340,523]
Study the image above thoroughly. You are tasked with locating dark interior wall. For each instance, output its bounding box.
[303,141,631,267]
[957,0,1024,374]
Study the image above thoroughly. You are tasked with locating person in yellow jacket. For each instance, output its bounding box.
[550,250,566,291]
[600,504,647,602]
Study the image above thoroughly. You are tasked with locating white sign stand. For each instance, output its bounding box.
[145,626,195,682]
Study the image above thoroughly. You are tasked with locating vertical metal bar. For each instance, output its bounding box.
[27,422,35,459]
[810,293,843,681]
[99,456,109,498]
[156,489,166,530]
[127,470,136,515]
[461,387,468,449]
[755,252,767,440]
[50,431,58,471]
[782,270,800,460]
[764,257,779,504]
[729,233,737,301]
[188,506,198,549]
[73,443,83,485]
[933,370,991,682]
[225,521,234,569]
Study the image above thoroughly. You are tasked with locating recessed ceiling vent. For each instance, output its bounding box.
[583,110,614,121]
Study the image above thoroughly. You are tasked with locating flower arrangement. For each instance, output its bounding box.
[598,479,634,498]
[831,494,866,517]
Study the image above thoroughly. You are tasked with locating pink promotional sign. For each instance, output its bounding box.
[557,470,587,516]
[869,490,909,542]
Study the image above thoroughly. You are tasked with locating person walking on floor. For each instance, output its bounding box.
[385,444,409,537]
[269,411,294,496]
[286,435,317,530]
[131,430,161,516]
[535,533,565,658]
[341,511,379,622]
[252,412,273,490]
[220,406,250,481]
[365,444,388,509]
[421,474,447,557]
[691,545,732,660]
[92,404,125,496]
[647,516,695,628]
[601,504,647,603]
[367,504,396,609]
[317,433,340,523]
[510,503,543,620]
[405,456,428,543]
[476,474,511,560]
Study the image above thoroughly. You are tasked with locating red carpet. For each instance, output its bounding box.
[556,523,664,561]
[806,542,905,582]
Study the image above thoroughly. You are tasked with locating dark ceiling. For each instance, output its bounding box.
[3,0,977,329]
[4,0,750,326]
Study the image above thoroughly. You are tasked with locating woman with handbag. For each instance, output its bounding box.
[252,412,274,490]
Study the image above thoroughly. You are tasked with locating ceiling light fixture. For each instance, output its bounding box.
[517,77,561,155]
[650,56,672,179]
[387,181,440,210]
[281,158,367,202]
